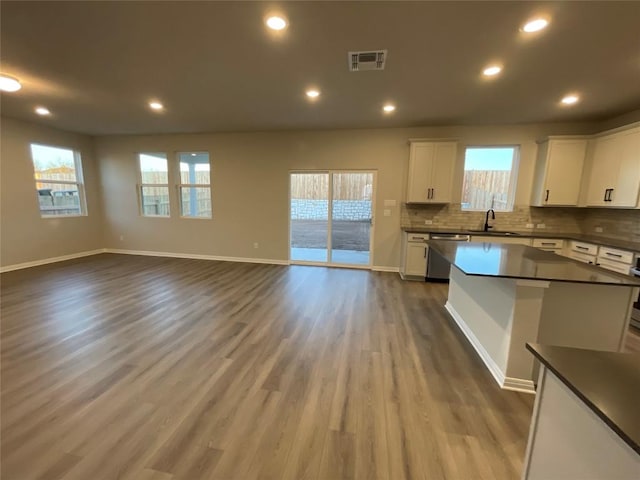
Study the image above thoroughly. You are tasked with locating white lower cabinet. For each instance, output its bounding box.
[596,246,635,275]
[567,241,599,264]
[532,238,564,255]
[568,251,597,265]
[400,232,428,280]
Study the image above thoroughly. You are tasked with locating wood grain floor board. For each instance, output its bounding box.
[3,253,632,479]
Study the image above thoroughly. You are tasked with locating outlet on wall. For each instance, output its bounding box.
[595,227,603,233]
[253,242,259,249]
[525,223,534,229]
[536,223,546,229]
[424,220,433,225]
[119,235,124,241]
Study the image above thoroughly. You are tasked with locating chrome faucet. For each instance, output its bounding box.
[484,209,495,232]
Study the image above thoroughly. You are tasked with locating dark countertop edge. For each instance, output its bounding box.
[526,343,640,455]
[452,266,640,287]
[402,228,640,252]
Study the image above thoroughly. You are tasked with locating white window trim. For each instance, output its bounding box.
[30,144,87,218]
[137,152,171,218]
[177,152,212,219]
[461,145,520,212]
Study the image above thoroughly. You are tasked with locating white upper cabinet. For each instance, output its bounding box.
[406,140,456,203]
[531,137,587,206]
[585,126,640,208]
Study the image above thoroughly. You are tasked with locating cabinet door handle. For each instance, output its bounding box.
[545,189,549,202]
[606,252,622,258]
[607,188,614,202]
[541,242,555,246]
[575,246,589,251]
[603,189,608,201]
[431,188,435,199]
[424,247,427,258]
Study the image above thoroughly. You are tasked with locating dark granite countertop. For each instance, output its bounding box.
[402,227,640,252]
[526,343,640,455]
[426,241,640,286]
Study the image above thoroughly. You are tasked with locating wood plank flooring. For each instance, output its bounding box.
[2,254,541,479]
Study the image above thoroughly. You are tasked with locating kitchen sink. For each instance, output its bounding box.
[467,230,522,236]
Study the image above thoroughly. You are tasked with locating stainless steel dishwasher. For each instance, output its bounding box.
[426,233,470,281]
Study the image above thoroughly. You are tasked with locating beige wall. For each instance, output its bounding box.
[95,122,597,268]
[0,117,103,267]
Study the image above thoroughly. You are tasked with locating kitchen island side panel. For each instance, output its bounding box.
[446,268,516,380]
[537,283,638,351]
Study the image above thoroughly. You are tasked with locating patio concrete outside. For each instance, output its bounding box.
[290,219,371,264]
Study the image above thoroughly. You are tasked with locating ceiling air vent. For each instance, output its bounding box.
[348,50,387,71]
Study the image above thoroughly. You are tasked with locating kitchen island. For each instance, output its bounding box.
[427,241,640,393]
[523,344,639,479]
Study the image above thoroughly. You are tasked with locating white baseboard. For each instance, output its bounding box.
[372,265,400,273]
[104,248,290,266]
[0,249,106,273]
[445,301,535,394]
[1,248,399,275]
[503,376,536,393]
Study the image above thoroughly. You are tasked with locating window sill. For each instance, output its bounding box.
[179,216,212,220]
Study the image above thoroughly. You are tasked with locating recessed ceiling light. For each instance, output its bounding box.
[0,74,21,92]
[35,106,51,116]
[522,18,549,33]
[483,65,502,76]
[561,94,580,105]
[306,89,320,98]
[266,16,287,30]
[383,104,396,113]
[149,101,164,111]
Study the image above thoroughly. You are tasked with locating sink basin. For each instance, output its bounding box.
[467,230,521,236]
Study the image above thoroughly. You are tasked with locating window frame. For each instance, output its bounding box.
[176,151,212,220]
[30,142,87,218]
[460,145,520,212]
[137,152,171,218]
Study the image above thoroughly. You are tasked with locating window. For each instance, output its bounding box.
[461,146,519,212]
[138,153,170,217]
[30,143,86,217]
[178,152,211,218]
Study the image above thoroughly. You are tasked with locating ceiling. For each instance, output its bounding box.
[1,1,639,135]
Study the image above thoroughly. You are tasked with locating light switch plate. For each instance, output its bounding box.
[424,220,433,225]
[384,199,397,207]
[383,209,391,217]
[536,223,546,229]
[595,227,603,233]
[526,223,534,229]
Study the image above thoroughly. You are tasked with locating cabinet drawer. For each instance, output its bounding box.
[569,251,597,264]
[570,241,598,256]
[407,233,429,242]
[596,257,632,275]
[598,246,634,265]
[532,238,564,249]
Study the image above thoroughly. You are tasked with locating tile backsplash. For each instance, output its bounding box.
[579,208,640,244]
[402,204,640,245]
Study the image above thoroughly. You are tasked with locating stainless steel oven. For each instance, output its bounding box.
[631,266,640,329]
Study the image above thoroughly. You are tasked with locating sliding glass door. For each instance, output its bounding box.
[290,171,374,267]
[290,173,329,262]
